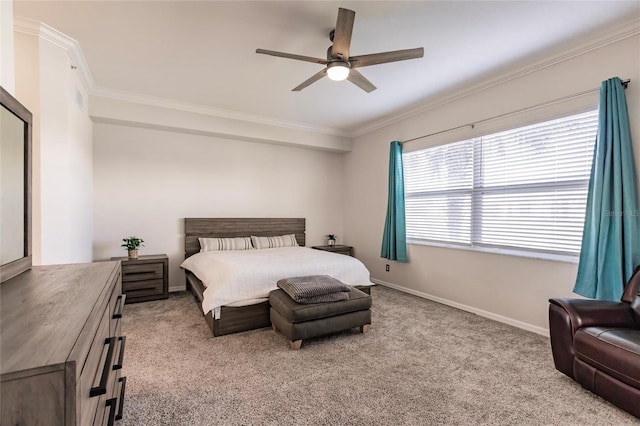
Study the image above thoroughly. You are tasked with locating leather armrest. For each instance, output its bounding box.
[548,298,636,379]
[549,298,636,334]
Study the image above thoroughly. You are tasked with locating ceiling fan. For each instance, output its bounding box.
[256,7,424,93]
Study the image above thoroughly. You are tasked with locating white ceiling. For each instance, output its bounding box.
[13,1,640,134]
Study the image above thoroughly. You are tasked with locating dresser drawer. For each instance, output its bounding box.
[123,279,164,298]
[95,369,121,426]
[93,393,109,426]
[79,307,111,426]
[122,263,163,282]
[110,278,124,338]
[86,337,121,426]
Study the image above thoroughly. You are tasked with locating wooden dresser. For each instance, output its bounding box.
[1,262,126,425]
[111,254,169,303]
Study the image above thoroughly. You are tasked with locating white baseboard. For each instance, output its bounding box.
[371,278,549,337]
[169,285,186,293]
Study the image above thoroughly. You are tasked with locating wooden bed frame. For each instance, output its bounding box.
[184,218,306,336]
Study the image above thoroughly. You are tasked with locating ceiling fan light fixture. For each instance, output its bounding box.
[326,62,350,81]
[256,7,423,92]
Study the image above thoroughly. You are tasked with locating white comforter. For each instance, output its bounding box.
[180,247,373,316]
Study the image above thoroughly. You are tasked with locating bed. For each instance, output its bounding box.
[182,218,373,336]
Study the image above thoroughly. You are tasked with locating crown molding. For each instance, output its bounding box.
[13,15,349,138]
[90,87,352,138]
[13,16,95,92]
[14,13,640,141]
[352,15,640,137]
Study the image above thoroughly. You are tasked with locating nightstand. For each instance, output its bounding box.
[111,254,169,303]
[311,245,354,257]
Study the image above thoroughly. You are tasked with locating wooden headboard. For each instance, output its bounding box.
[184,218,306,259]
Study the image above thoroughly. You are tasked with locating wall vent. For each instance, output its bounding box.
[75,88,84,110]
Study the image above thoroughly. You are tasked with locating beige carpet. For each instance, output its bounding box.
[120,286,638,425]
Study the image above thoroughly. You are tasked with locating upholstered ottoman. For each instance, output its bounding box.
[269,287,372,350]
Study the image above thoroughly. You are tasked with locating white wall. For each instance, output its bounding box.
[0,0,15,94]
[38,38,93,264]
[14,28,93,265]
[93,123,345,290]
[343,34,640,334]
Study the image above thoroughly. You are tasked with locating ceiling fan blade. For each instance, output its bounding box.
[292,69,327,91]
[350,47,424,68]
[256,49,329,65]
[332,8,355,60]
[347,69,377,93]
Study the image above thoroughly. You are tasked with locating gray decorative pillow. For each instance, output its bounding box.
[277,275,352,303]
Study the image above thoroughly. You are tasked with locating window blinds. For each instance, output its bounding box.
[404,110,598,256]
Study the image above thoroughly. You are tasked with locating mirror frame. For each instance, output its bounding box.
[1,86,32,283]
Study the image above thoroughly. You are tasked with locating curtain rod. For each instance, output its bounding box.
[401,79,630,145]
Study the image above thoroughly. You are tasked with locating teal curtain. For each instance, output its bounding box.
[381,141,408,262]
[574,77,640,301]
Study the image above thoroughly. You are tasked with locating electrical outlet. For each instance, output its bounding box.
[385,264,390,272]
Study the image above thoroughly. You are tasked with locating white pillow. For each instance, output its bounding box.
[199,237,253,252]
[251,234,298,249]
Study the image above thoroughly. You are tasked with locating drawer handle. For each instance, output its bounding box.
[90,337,116,397]
[113,294,126,319]
[105,397,117,426]
[113,336,126,370]
[116,377,127,421]
[127,270,156,275]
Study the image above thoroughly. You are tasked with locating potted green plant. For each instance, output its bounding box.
[121,236,144,259]
[326,234,336,246]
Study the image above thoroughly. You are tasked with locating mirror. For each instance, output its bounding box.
[1,86,32,283]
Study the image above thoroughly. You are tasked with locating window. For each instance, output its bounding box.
[404,110,598,258]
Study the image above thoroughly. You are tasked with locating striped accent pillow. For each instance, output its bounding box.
[199,237,253,252]
[251,234,298,249]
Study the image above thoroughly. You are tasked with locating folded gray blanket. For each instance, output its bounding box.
[296,291,350,304]
[277,275,352,304]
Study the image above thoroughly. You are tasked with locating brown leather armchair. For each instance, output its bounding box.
[549,266,640,418]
